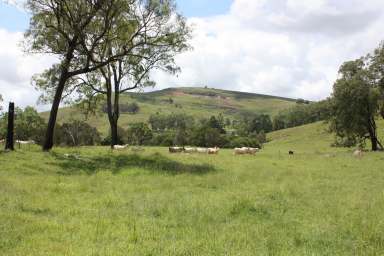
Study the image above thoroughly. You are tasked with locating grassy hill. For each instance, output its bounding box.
[1,121,384,254]
[267,119,384,152]
[44,87,298,134]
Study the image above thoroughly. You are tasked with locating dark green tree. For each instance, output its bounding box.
[0,107,45,144]
[126,123,153,145]
[329,58,383,151]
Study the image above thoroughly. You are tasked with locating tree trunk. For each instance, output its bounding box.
[43,73,68,151]
[5,102,14,151]
[367,118,379,151]
[371,136,378,151]
[110,118,118,147]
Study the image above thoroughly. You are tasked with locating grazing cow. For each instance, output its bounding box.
[184,147,197,154]
[113,144,129,150]
[353,149,363,158]
[289,150,294,155]
[208,147,220,154]
[169,147,184,153]
[247,147,259,155]
[16,140,36,145]
[234,147,248,155]
[196,148,209,154]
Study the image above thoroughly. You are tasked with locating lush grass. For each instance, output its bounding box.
[42,87,297,134]
[1,122,384,255]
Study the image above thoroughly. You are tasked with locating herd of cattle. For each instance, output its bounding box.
[169,146,260,155]
[0,140,36,145]
[0,140,365,158]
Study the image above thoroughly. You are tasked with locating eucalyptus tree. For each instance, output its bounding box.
[80,0,191,147]
[369,42,384,119]
[25,0,183,150]
[329,58,383,151]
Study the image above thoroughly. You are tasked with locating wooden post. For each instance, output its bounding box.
[5,102,14,151]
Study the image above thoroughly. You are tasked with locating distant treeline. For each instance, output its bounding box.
[0,100,329,148]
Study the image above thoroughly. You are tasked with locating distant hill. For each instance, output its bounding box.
[43,87,300,134]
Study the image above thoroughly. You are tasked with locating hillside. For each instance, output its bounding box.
[44,87,299,134]
[267,119,384,152]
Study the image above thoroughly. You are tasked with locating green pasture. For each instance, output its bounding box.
[1,121,384,255]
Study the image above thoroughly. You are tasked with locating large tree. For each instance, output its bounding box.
[26,0,176,151]
[369,42,384,119]
[329,58,383,151]
[79,0,190,147]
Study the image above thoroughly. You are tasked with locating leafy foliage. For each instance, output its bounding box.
[55,119,101,146]
[328,58,382,150]
[0,107,45,144]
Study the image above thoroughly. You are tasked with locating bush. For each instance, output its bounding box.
[126,123,153,145]
[55,120,101,146]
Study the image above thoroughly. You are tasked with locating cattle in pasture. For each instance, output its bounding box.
[234,147,249,155]
[184,147,197,154]
[353,149,363,158]
[208,147,220,154]
[16,140,36,145]
[247,147,259,155]
[289,151,294,155]
[196,148,209,154]
[169,147,184,153]
[234,147,259,155]
[113,144,129,150]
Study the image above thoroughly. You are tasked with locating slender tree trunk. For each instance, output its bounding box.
[368,118,379,151]
[105,80,118,148]
[42,44,76,151]
[110,118,118,146]
[5,102,14,151]
[43,72,69,151]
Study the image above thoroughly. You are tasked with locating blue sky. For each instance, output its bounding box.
[0,0,233,32]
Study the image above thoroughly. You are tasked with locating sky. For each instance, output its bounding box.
[1,0,384,110]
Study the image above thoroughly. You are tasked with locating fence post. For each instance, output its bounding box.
[5,102,14,151]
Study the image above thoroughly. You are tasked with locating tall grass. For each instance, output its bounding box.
[1,121,384,255]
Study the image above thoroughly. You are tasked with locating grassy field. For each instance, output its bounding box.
[42,87,298,134]
[1,121,384,255]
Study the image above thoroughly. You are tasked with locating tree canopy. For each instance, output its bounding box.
[328,58,383,151]
[26,0,191,150]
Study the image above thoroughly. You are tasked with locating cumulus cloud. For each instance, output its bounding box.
[0,29,55,110]
[152,0,384,100]
[2,0,384,111]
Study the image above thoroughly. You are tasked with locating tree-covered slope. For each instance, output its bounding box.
[43,87,299,134]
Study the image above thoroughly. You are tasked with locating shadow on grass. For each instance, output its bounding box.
[52,152,216,176]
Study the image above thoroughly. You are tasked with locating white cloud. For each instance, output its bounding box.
[2,0,384,112]
[152,0,384,100]
[0,29,55,111]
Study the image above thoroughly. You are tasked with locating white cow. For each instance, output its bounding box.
[234,147,248,155]
[208,147,220,154]
[113,144,129,150]
[353,149,363,158]
[169,147,184,153]
[196,148,208,154]
[184,147,197,154]
[247,147,260,155]
[16,140,36,145]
